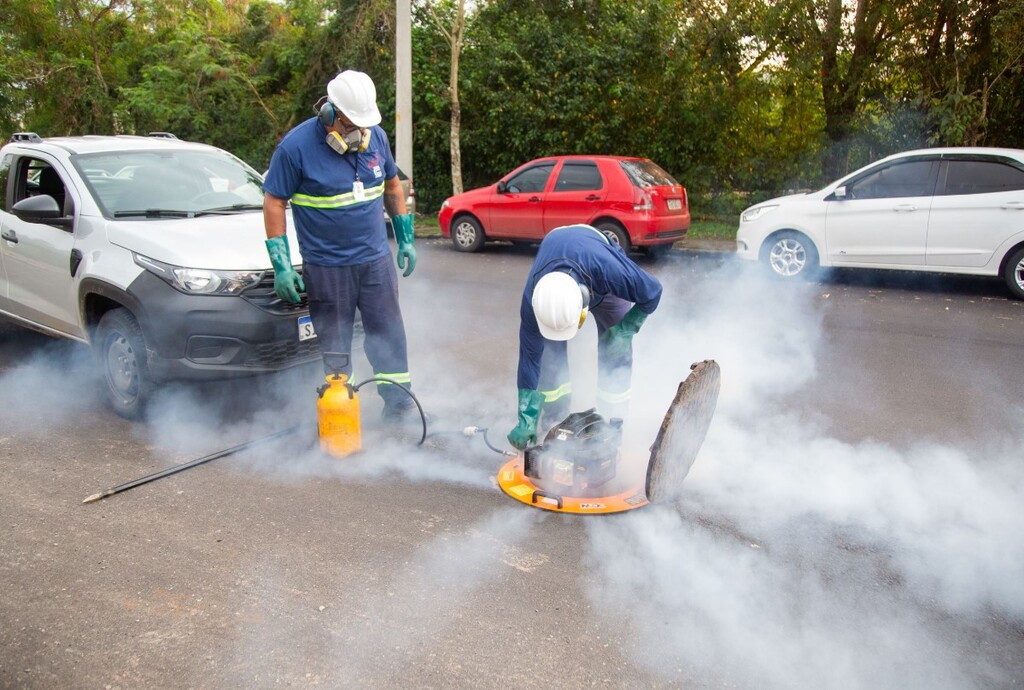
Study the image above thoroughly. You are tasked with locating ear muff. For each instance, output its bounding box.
[318,100,336,127]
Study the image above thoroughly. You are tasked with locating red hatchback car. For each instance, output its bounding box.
[438,155,690,253]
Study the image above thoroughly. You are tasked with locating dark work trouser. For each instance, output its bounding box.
[536,294,633,431]
[304,255,413,410]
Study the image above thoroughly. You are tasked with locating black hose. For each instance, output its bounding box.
[481,427,517,457]
[423,425,516,458]
[351,377,426,445]
[347,371,511,457]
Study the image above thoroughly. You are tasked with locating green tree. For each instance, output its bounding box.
[0,0,136,135]
[422,0,469,195]
[903,0,1024,146]
[119,1,281,165]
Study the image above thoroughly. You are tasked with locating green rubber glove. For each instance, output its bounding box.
[265,235,305,304]
[393,213,416,277]
[599,305,649,360]
[508,388,546,450]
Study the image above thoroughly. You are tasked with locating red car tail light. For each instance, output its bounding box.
[633,189,653,211]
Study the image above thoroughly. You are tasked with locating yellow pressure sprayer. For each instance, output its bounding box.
[317,353,362,458]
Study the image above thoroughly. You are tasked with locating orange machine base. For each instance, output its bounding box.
[496,457,649,515]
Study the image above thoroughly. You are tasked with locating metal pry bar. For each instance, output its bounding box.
[82,424,304,504]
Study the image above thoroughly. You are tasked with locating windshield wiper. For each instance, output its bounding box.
[114,209,193,218]
[194,204,264,216]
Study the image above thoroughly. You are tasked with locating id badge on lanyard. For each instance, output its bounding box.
[350,151,365,201]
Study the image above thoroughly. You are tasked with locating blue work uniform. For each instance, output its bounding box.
[517,225,662,424]
[264,117,413,410]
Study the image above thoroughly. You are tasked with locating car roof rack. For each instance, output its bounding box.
[10,132,43,143]
[147,132,178,139]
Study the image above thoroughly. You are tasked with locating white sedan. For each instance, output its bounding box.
[735,147,1024,299]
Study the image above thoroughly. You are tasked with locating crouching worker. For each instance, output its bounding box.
[262,69,421,423]
[508,224,662,450]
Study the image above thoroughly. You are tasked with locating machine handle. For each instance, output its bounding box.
[1,229,17,243]
[323,351,351,375]
[531,490,563,509]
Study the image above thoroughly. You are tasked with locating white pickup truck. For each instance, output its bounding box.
[0,132,320,418]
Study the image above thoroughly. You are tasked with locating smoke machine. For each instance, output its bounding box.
[524,409,623,495]
[498,359,721,515]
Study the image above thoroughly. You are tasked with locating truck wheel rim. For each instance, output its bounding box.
[105,334,139,400]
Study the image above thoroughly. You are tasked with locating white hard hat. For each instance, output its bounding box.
[326,70,382,128]
[532,272,586,341]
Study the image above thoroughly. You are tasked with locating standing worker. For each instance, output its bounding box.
[263,69,420,422]
[508,224,662,449]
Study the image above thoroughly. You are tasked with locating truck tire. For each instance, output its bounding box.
[95,308,153,419]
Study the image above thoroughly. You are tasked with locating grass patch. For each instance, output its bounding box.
[688,219,736,240]
[413,215,441,237]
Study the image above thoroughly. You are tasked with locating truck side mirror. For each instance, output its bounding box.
[12,195,72,228]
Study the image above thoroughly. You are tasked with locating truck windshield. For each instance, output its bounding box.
[73,149,265,219]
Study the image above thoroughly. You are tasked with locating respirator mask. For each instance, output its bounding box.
[326,128,371,155]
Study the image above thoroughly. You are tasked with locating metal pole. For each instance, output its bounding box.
[395,0,413,183]
[82,425,305,504]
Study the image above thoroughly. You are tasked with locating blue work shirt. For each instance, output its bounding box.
[517,225,663,390]
[264,117,398,266]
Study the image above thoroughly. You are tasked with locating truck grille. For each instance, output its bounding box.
[244,337,322,368]
[240,316,364,369]
[242,269,309,315]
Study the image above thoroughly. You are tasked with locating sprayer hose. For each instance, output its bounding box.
[351,377,427,445]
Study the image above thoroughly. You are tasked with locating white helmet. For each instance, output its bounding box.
[326,70,382,128]
[532,272,587,341]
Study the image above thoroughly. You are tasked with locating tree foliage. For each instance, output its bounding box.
[2,0,1022,216]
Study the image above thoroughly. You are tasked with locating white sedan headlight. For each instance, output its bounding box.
[133,254,262,295]
[741,204,779,223]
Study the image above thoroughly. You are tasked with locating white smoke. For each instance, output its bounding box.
[4,244,1022,688]
[0,337,99,431]
[580,257,1024,688]
[321,507,541,683]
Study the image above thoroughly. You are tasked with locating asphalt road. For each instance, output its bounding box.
[1,239,1022,689]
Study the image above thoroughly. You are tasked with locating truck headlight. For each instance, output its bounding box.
[741,204,779,223]
[133,253,262,295]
